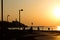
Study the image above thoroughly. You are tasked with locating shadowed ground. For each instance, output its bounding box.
[3,30,60,40]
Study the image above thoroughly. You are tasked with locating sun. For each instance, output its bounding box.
[53,7,60,18]
[57,26,60,31]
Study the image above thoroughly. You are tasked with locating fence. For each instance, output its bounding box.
[8,26,57,31]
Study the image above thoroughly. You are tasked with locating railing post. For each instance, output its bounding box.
[38,27,39,31]
[23,27,25,30]
[48,28,50,31]
[29,27,33,31]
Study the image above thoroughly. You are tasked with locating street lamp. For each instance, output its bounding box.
[19,9,23,23]
[7,15,10,22]
[1,0,3,21]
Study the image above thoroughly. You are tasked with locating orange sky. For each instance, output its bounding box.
[0,0,60,26]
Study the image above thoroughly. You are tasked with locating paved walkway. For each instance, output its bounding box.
[23,31,60,40]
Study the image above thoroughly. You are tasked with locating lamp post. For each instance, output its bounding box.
[19,9,23,23]
[1,0,3,21]
[7,15,10,22]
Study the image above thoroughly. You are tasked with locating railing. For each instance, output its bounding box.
[8,26,56,31]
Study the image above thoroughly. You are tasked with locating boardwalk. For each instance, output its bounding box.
[3,30,60,40]
[23,31,60,40]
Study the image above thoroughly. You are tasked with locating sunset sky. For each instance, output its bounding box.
[0,0,60,26]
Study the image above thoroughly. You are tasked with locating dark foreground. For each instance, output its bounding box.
[2,30,60,40]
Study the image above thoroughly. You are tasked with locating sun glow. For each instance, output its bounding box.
[53,7,60,18]
[57,26,60,31]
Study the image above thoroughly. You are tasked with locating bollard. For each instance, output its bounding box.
[38,27,39,31]
[48,28,50,31]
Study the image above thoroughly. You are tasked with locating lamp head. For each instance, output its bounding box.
[21,9,23,11]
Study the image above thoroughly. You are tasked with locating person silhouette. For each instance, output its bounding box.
[48,28,50,31]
